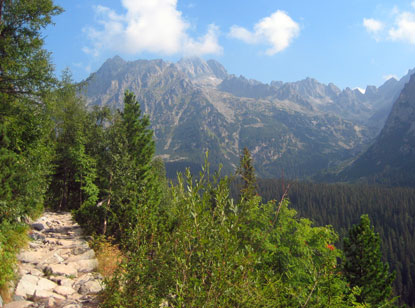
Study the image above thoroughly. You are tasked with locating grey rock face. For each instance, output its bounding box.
[83,56,414,179]
[338,73,415,185]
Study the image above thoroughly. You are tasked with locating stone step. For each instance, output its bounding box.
[6,212,103,308]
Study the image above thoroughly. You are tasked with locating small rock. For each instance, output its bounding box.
[34,290,65,301]
[29,268,43,277]
[59,278,74,288]
[66,250,95,262]
[71,259,98,273]
[47,298,55,308]
[15,274,39,297]
[53,252,65,263]
[62,305,81,308]
[36,277,57,291]
[28,242,41,249]
[44,264,77,277]
[41,253,64,265]
[18,251,46,264]
[31,223,45,231]
[54,285,76,296]
[57,239,76,247]
[72,246,89,255]
[12,295,25,302]
[43,238,57,245]
[29,231,46,241]
[4,301,34,308]
[80,280,103,294]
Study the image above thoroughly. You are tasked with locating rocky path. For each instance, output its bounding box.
[5,212,103,308]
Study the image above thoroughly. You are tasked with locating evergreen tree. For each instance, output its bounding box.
[0,0,61,222]
[237,147,257,200]
[343,214,396,306]
[110,91,161,243]
[0,0,62,97]
[0,0,61,291]
[47,72,98,211]
[74,91,161,243]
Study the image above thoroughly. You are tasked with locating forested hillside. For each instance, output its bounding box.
[235,179,415,306]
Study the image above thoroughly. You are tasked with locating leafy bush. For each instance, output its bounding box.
[100,164,353,307]
[0,222,28,291]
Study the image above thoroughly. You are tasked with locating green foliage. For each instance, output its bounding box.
[47,72,99,211]
[101,161,355,307]
[74,91,161,245]
[0,0,62,97]
[247,178,414,307]
[0,0,61,295]
[0,221,28,290]
[0,0,60,224]
[237,147,257,200]
[343,214,396,307]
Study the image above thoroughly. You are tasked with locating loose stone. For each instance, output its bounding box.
[9,212,104,308]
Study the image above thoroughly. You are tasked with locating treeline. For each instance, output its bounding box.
[232,179,415,307]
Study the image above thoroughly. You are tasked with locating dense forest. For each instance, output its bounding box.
[0,0,413,307]
[232,179,415,307]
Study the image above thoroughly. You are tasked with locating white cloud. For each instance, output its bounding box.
[364,4,415,45]
[363,18,384,34]
[389,11,415,44]
[383,74,398,81]
[83,0,222,56]
[229,10,300,55]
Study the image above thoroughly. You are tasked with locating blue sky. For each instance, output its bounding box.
[44,0,415,90]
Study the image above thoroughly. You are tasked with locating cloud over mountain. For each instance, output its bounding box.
[229,10,300,55]
[83,0,222,57]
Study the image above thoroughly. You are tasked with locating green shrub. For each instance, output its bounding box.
[0,221,28,290]
[100,164,353,307]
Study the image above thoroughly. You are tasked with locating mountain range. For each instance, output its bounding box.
[336,73,415,186]
[82,56,415,181]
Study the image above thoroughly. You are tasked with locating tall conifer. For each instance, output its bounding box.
[343,214,396,306]
[237,147,257,200]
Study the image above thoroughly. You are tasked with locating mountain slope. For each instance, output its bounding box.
[338,73,415,186]
[82,56,411,179]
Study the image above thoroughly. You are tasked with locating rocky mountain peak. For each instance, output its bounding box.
[175,56,227,86]
[383,73,415,132]
[206,59,228,79]
[337,73,415,185]
[95,55,127,77]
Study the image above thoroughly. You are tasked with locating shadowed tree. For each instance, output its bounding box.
[343,214,396,306]
[237,147,257,200]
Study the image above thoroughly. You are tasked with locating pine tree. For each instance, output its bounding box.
[0,0,61,222]
[0,0,61,291]
[343,214,396,306]
[77,90,162,243]
[237,147,257,200]
[0,0,62,98]
[47,72,98,211]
